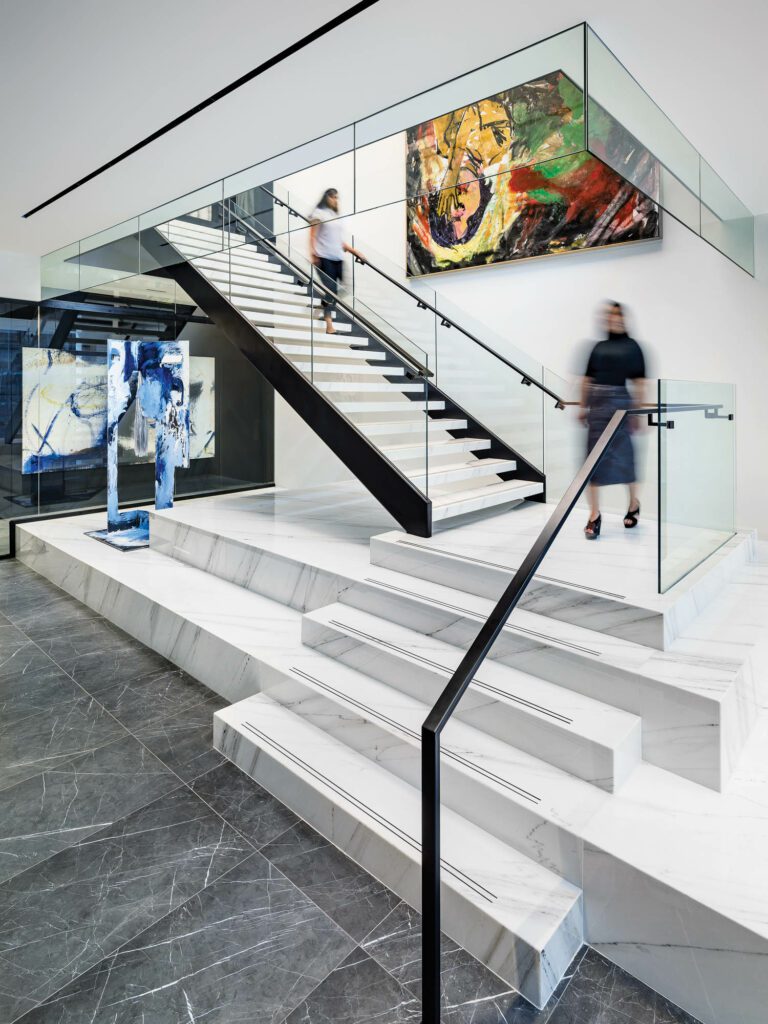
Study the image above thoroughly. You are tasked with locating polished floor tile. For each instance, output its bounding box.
[0,575,102,639]
[0,646,85,727]
[191,760,299,849]
[0,786,252,1023]
[19,853,356,1024]
[94,665,212,729]
[0,734,178,883]
[131,693,228,782]
[547,949,703,1024]
[261,820,401,943]
[284,948,421,1024]
[361,901,580,1024]
[0,690,128,793]
[35,617,176,697]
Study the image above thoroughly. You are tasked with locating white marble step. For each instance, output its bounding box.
[167,236,264,264]
[17,510,768,1024]
[255,323,355,341]
[317,381,423,393]
[381,437,492,459]
[198,256,285,280]
[408,457,519,486]
[228,295,320,317]
[338,401,445,414]
[361,417,468,436]
[432,479,545,521]
[302,602,641,792]
[210,282,314,305]
[199,250,283,273]
[292,363,406,376]
[200,265,301,291]
[340,571,748,791]
[167,222,247,245]
[215,692,583,1007]
[370,531,668,652]
[233,307,328,329]
[277,342,383,358]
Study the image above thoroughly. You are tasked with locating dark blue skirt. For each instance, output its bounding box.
[587,385,636,485]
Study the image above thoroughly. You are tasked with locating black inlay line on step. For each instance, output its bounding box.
[363,578,601,656]
[325,619,573,727]
[22,0,381,218]
[289,666,542,805]
[396,538,628,600]
[241,720,497,902]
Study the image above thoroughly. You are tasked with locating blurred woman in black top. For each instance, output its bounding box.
[580,301,648,539]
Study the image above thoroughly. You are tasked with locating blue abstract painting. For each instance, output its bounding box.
[21,348,107,474]
[88,339,190,550]
[22,350,215,475]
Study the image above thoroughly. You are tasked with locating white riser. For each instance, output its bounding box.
[301,603,641,792]
[214,693,583,1008]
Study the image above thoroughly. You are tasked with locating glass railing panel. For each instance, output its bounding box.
[658,378,736,593]
[700,159,755,274]
[41,241,80,299]
[138,182,225,273]
[434,314,544,473]
[586,26,754,273]
[542,366,580,503]
[355,27,586,214]
[78,217,140,292]
[223,126,356,203]
[355,24,585,149]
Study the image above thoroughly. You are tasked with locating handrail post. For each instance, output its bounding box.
[421,725,441,1024]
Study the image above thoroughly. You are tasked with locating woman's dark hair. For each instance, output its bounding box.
[317,188,338,209]
[605,300,627,335]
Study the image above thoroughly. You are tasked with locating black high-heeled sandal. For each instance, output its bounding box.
[584,513,602,539]
[624,503,641,528]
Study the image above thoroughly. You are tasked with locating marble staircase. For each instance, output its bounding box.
[157,220,544,524]
[15,488,768,1024]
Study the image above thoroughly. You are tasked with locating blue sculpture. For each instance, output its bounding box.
[88,339,190,550]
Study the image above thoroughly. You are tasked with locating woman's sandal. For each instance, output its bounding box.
[584,513,602,539]
[624,503,641,529]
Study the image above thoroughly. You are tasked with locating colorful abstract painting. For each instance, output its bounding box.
[22,350,215,474]
[405,70,660,276]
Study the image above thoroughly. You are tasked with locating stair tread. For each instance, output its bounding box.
[381,437,492,456]
[304,602,640,750]
[432,478,544,509]
[409,457,518,481]
[216,691,582,940]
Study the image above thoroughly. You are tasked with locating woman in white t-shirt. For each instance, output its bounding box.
[309,189,362,334]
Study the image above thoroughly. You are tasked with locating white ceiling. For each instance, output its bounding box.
[1,0,765,258]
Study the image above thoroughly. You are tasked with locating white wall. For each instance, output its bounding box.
[0,250,40,300]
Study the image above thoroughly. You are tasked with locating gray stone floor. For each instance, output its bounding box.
[0,558,703,1024]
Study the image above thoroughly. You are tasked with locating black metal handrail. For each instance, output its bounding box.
[257,187,572,410]
[418,399,729,1022]
[224,201,434,380]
